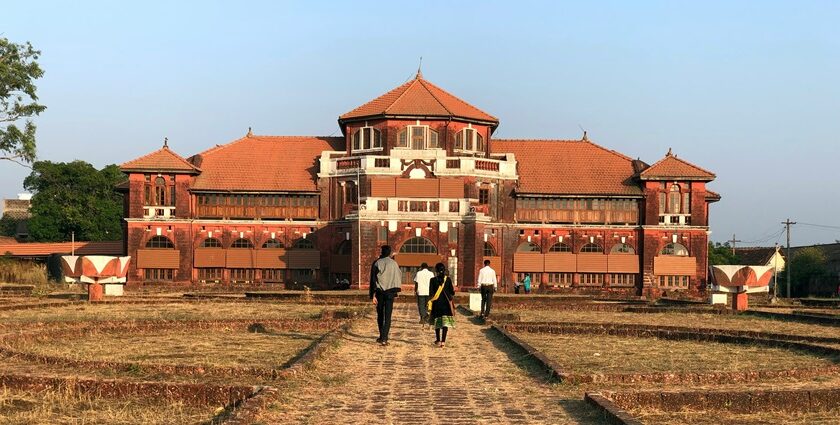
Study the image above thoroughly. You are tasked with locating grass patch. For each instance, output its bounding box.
[0,301,328,325]
[0,258,47,286]
[504,309,838,339]
[0,387,210,424]
[516,332,839,374]
[24,327,323,368]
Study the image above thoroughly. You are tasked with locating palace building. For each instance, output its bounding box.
[119,73,719,297]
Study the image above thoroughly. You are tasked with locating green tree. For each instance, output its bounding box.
[24,161,123,241]
[708,242,740,265]
[779,247,828,297]
[0,215,22,237]
[0,38,46,165]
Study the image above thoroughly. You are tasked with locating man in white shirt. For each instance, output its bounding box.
[477,259,498,319]
[413,263,435,325]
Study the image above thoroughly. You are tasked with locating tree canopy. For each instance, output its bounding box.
[24,161,123,241]
[779,247,828,297]
[708,242,740,265]
[0,37,46,165]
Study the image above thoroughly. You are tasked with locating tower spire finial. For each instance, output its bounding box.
[163,137,168,148]
[666,147,673,156]
[416,56,423,79]
[247,127,253,137]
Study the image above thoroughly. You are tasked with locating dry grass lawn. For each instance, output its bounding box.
[0,301,327,325]
[0,387,210,424]
[630,408,840,424]
[504,309,839,339]
[24,327,322,368]
[516,332,839,374]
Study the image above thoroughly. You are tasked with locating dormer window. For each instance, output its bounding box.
[145,174,175,206]
[352,127,382,152]
[455,127,484,153]
[396,125,439,149]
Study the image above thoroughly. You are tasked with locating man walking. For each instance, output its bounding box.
[369,245,402,346]
[477,259,497,319]
[414,263,434,325]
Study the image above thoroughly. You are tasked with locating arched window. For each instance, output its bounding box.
[293,238,315,250]
[549,243,572,252]
[146,236,174,249]
[201,238,222,248]
[231,238,254,249]
[661,243,689,256]
[580,243,603,253]
[351,127,382,151]
[483,242,497,256]
[154,176,166,206]
[610,243,635,254]
[517,242,541,253]
[399,237,437,254]
[397,126,439,149]
[668,184,681,214]
[262,239,283,249]
[455,128,484,152]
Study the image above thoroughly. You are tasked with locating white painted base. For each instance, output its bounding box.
[469,292,481,312]
[104,284,124,296]
[710,293,727,305]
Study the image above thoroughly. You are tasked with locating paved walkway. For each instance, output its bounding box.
[260,304,606,424]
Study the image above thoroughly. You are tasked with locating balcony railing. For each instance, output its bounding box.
[517,208,638,224]
[659,214,692,226]
[319,151,517,179]
[196,205,318,220]
[143,206,176,219]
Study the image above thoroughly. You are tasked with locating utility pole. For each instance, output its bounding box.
[729,233,742,256]
[782,219,796,298]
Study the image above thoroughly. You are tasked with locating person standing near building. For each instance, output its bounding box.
[523,274,532,294]
[427,262,455,347]
[477,259,497,319]
[369,245,402,346]
[414,263,434,325]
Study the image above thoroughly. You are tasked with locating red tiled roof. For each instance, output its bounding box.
[639,152,715,180]
[0,240,124,257]
[339,74,498,125]
[706,189,721,201]
[190,136,345,192]
[121,146,200,173]
[490,139,643,196]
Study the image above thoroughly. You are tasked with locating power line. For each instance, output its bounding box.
[798,222,840,230]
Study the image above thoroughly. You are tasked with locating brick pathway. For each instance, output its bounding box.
[260,304,606,424]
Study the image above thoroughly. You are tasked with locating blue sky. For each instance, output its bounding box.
[2,1,839,246]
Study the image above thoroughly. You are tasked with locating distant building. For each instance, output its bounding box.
[118,74,720,297]
[734,246,785,273]
[1,194,32,241]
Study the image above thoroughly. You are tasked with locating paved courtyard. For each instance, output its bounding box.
[260,304,606,424]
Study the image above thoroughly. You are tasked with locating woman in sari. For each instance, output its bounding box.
[427,262,455,347]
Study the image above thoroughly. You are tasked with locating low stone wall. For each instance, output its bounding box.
[604,387,840,414]
[745,309,840,326]
[584,393,643,425]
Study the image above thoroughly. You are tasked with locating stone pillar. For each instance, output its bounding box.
[732,291,749,311]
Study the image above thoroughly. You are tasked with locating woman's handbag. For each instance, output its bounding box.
[427,280,445,314]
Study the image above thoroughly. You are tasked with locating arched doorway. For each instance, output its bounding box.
[396,237,440,284]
